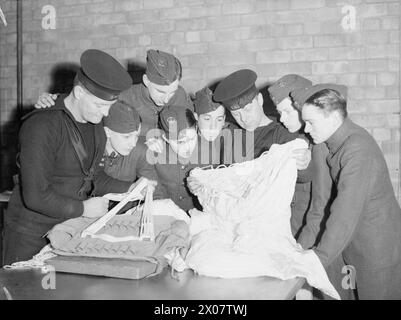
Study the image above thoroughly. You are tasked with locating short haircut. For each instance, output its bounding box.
[305,89,347,118]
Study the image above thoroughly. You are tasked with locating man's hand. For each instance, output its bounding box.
[293,148,312,170]
[82,197,109,218]
[145,137,164,153]
[187,176,202,195]
[34,92,58,109]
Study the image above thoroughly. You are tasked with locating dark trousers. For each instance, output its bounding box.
[2,224,48,266]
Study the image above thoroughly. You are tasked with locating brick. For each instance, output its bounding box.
[365,87,386,99]
[310,7,342,21]
[377,72,398,86]
[115,1,144,11]
[146,21,175,33]
[386,86,399,99]
[186,31,200,43]
[373,128,391,141]
[359,73,377,86]
[362,18,381,30]
[359,4,388,18]
[389,59,399,71]
[285,24,304,36]
[337,73,360,86]
[387,2,400,16]
[292,48,328,62]
[58,5,86,17]
[255,0,290,11]
[207,15,241,29]
[389,31,400,43]
[138,35,151,46]
[144,0,174,10]
[222,2,254,14]
[329,47,366,60]
[208,41,241,53]
[199,30,216,42]
[314,35,345,47]
[176,19,207,31]
[382,17,399,30]
[318,74,338,83]
[368,100,400,113]
[362,31,389,44]
[269,25,286,37]
[256,51,291,64]
[115,24,144,35]
[277,36,313,49]
[189,5,222,18]
[274,11,308,23]
[216,27,251,41]
[242,39,276,51]
[175,0,205,6]
[160,7,191,20]
[291,0,325,9]
[240,12,273,27]
[176,43,208,55]
[215,52,256,66]
[187,55,217,68]
[169,32,185,45]
[272,62,312,76]
[87,2,114,13]
[312,61,350,74]
[94,13,126,26]
[150,33,169,46]
[366,44,399,58]
[129,10,159,23]
[366,59,389,72]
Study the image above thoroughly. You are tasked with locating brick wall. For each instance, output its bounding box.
[0,0,400,199]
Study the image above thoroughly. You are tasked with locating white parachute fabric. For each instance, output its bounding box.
[185,139,340,300]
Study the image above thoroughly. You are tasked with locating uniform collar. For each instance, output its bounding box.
[139,83,164,112]
[325,118,353,154]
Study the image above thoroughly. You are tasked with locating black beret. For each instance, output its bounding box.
[213,69,258,111]
[146,49,182,86]
[291,83,348,110]
[77,49,132,101]
[193,86,221,115]
[103,101,141,134]
[159,105,195,139]
[268,74,312,105]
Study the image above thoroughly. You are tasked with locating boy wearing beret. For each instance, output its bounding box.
[3,50,137,265]
[100,101,158,183]
[292,84,401,299]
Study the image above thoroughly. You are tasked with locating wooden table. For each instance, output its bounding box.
[0,267,305,300]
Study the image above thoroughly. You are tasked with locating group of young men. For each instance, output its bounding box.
[3,48,401,300]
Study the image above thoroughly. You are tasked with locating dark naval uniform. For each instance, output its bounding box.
[4,97,131,264]
[213,70,313,238]
[3,50,133,265]
[152,134,221,213]
[100,138,158,183]
[312,119,401,299]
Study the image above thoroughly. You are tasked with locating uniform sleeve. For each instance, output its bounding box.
[19,115,84,219]
[313,141,373,267]
[274,126,313,182]
[92,170,132,196]
[297,144,333,249]
[136,144,159,182]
